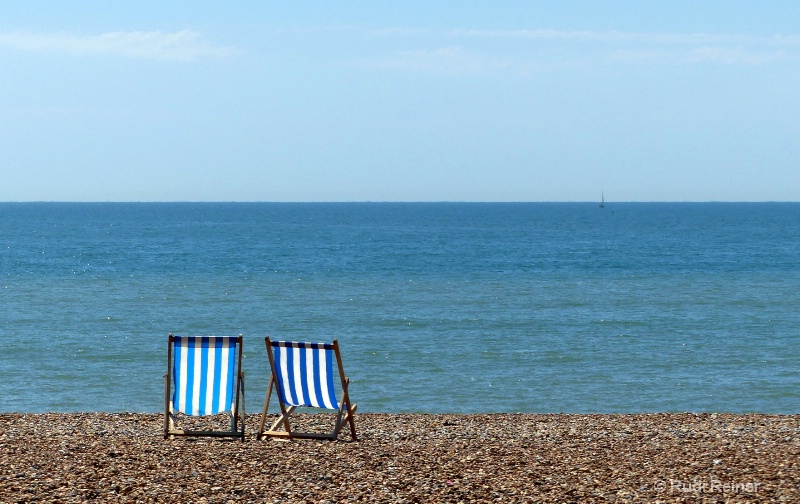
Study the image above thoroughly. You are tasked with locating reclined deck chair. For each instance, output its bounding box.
[257,337,357,441]
[164,334,245,441]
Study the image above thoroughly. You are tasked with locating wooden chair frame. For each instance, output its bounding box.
[164,334,245,441]
[257,337,357,441]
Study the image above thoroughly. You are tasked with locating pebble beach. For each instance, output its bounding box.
[1,412,798,502]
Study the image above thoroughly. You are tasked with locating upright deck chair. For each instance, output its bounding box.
[257,338,357,441]
[164,334,245,441]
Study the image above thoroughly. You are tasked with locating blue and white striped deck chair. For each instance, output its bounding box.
[164,334,245,441]
[257,337,357,441]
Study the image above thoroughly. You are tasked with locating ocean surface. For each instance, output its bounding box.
[1,202,798,414]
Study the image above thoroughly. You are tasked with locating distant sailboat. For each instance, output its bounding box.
[599,192,605,208]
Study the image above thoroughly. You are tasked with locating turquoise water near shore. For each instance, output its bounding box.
[1,202,798,413]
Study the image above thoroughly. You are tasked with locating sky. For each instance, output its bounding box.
[1,1,799,202]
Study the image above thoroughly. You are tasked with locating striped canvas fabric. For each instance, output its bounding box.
[172,336,237,416]
[271,341,339,409]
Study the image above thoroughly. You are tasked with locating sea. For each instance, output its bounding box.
[1,202,798,414]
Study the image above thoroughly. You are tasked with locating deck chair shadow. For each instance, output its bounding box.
[257,337,357,441]
[164,334,245,441]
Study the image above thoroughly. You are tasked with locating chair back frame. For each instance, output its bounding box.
[257,337,357,441]
[164,334,245,441]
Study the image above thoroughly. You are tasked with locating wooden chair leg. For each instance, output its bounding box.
[163,373,171,439]
[268,405,296,434]
[257,376,275,440]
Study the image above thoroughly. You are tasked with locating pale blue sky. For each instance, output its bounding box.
[2,1,798,201]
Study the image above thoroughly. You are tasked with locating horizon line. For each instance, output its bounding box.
[1,200,797,204]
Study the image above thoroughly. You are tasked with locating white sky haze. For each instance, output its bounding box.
[1,1,799,201]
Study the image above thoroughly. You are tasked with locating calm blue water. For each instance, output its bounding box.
[1,202,798,414]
